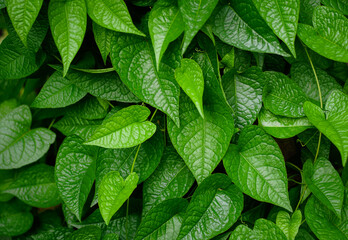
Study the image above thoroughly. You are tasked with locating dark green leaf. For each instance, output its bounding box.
[299,0,320,25]
[54,117,102,140]
[68,226,101,240]
[322,0,348,15]
[93,22,114,65]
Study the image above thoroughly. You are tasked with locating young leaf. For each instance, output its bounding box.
[276,210,302,240]
[85,105,156,149]
[67,226,101,240]
[322,0,348,15]
[253,0,300,57]
[99,171,139,225]
[297,6,348,63]
[223,125,292,212]
[0,105,56,169]
[175,58,204,118]
[55,135,97,220]
[304,90,348,166]
[303,158,344,217]
[135,198,188,240]
[86,0,144,36]
[178,0,219,54]
[178,174,243,240]
[149,0,184,69]
[48,0,87,76]
[3,164,61,208]
[213,0,289,56]
[92,22,114,65]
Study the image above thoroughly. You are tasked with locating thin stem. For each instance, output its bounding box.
[295,185,307,212]
[150,109,158,122]
[107,101,115,109]
[130,144,142,174]
[70,67,115,74]
[288,179,303,185]
[314,132,322,162]
[48,118,56,130]
[286,162,302,173]
[125,199,130,240]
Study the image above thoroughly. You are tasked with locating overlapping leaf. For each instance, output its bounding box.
[54,117,102,140]
[93,22,114,65]
[321,0,348,17]
[276,210,302,240]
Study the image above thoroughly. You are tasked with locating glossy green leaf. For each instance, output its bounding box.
[99,171,139,225]
[297,6,348,63]
[223,125,292,211]
[93,22,113,65]
[304,90,348,166]
[54,117,102,140]
[259,108,312,139]
[0,105,56,169]
[3,164,61,208]
[68,226,101,240]
[143,146,195,215]
[175,58,204,118]
[48,0,87,76]
[6,0,44,46]
[55,135,97,220]
[230,218,287,240]
[322,0,348,16]
[135,198,187,240]
[305,195,347,239]
[86,0,144,36]
[178,174,243,240]
[263,71,309,118]
[303,158,344,217]
[213,0,289,56]
[110,33,181,126]
[85,105,156,148]
[253,0,300,57]
[222,67,264,129]
[31,71,88,108]
[178,0,218,54]
[276,210,302,240]
[149,0,184,69]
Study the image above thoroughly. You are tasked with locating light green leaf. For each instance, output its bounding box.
[178,174,243,240]
[230,218,287,240]
[175,58,204,118]
[143,146,195,216]
[322,0,348,16]
[86,0,144,36]
[178,0,219,54]
[3,164,61,208]
[149,0,184,69]
[99,171,139,225]
[223,125,292,211]
[48,0,87,76]
[68,226,101,240]
[263,71,309,118]
[276,210,302,240]
[92,22,114,65]
[0,105,56,169]
[55,135,97,220]
[110,33,181,126]
[259,108,312,139]
[85,105,156,149]
[213,0,289,56]
[135,198,187,240]
[303,158,344,217]
[0,99,19,121]
[54,117,102,140]
[297,6,348,63]
[253,0,300,57]
[303,90,348,166]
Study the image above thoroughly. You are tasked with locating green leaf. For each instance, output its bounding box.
[0,169,15,202]
[135,198,188,240]
[305,195,347,239]
[31,71,88,108]
[276,210,302,240]
[110,33,181,126]
[297,6,348,63]
[99,171,139,225]
[93,22,114,65]
[298,129,331,160]
[322,0,348,16]
[6,0,44,46]
[68,226,101,240]
[0,99,19,121]
[0,105,56,169]
[213,0,289,56]
[85,105,156,149]
[55,135,97,221]
[295,228,315,240]
[143,146,195,215]
[230,218,287,240]
[178,174,243,240]
[86,0,144,36]
[222,67,264,129]
[259,108,312,139]
[178,0,219,54]
[175,58,204,118]
[303,90,348,166]
[3,164,61,208]
[253,0,300,57]
[263,71,309,118]
[223,125,292,211]
[28,227,73,240]
[303,158,344,217]
[149,0,184,69]
[299,0,320,25]
[48,0,87,76]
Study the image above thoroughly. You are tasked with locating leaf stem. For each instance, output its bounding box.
[295,185,307,212]
[70,67,115,73]
[286,162,302,173]
[48,118,56,130]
